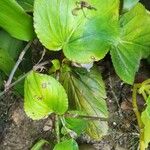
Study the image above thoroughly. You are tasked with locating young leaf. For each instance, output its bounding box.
[31,139,49,150]
[111,4,150,84]
[24,71,68,120]
[53,139,79,150]
[0,0,34,41]
[141,96,150,149]
[60,64,108,140]
[49,59,61,74]
[34,0,119,63]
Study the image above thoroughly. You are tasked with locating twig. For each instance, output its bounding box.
[65,114,108,121]
[55,115,60,143]
[4,41,33,91]
[108,72,123,117]
[0,61,49,97]
[0,73,28,97]
[37,48,46,65]
[33,61,49,71]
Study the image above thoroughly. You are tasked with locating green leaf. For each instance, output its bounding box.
[0,30,23,60]
[53,139,79,150]
[64,117,87,136]
[31,139,49,150]
[0,0,34,41]
[111,4,150,84]
[34,0,119,63]
[60,64,108,140]
[24,71,68,120]
[141,96,150,149]
[17,0,34,12]
[0,48,15,75]
[123,0,139,11]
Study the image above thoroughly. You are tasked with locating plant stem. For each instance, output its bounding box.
[4,41,33,91]
[142,79,150,85]
[132,83,145,150]
[55,115,60,143]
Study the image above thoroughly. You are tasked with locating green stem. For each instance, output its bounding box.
[145,88,150,96]
[141,91,148,101]
[132,84,142,128]
[132,84,145,150]
[142,79,150,85]
[55,115,60,143]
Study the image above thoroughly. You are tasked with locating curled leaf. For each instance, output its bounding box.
[31,139,49,150]
[53,139,79,150]
[60,64,108,140]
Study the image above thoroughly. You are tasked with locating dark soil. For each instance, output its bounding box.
[0,1,150,150]
[0,59,149,150]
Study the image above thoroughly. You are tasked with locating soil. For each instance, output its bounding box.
[0,1,150,150]
[0,59,149,150]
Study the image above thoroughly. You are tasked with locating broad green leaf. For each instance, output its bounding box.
[53,139,79,150]
[0,0,34,41]
[17,0,34,12]
[141,96,150,149]
[123,0,139,11]
[0,48,15,75]
[60,64,108,140]
[34,0,119,63]
[24,71,68,120]
[31,139,49,150]
[64,117,87,136]
[111,4,150,84]
[0,30,23,60]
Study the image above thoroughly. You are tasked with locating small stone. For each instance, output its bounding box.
[11,108,24,126]
[43,125,51,131]
[43,119,53,131]
[113,122,117,126]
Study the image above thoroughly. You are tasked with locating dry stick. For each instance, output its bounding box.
[4,41,33,91]
[0,61,49,97]
[55,115,60,143]
[65,114,108,121]
[55,71,61,143]
[132,84,145,150]
[0,73,28,97]
[37,48,46,65]
[108,72,123,117]
[75,115,108,121]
